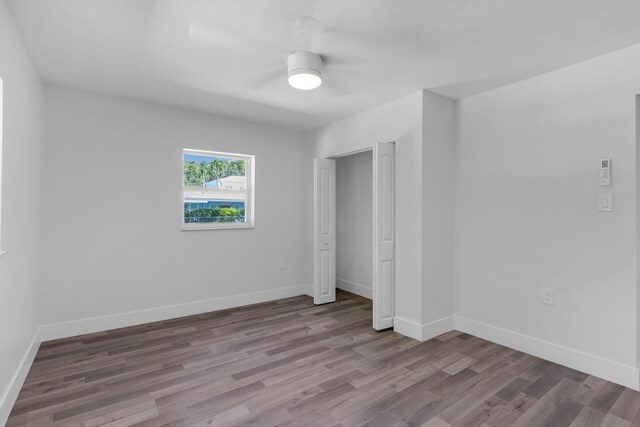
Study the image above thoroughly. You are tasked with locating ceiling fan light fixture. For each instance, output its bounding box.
[287,51,323,90]
[288,69,322,90]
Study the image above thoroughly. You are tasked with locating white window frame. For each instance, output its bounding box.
[181,148,255,231]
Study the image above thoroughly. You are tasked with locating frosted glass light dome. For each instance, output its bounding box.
[288,69,322,90]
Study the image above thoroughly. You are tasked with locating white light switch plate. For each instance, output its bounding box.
[598,193,613,212]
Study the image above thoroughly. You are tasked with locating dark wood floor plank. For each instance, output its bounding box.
[610,388,640,422]
[589,382,627,414]
[483,392,538,427]
[8,289,640,427]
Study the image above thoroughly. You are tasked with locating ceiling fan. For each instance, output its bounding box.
[187,15,409,95]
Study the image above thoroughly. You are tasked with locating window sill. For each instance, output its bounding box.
[0,250,7,258]
[181,223,255,231]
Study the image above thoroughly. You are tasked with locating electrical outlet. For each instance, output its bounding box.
[279,259,285,270]
[541,288,554,305]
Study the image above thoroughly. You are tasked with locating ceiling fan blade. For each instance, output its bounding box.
[189,20,231,46]
[322,59,394,97]
[319,26,418,62]
[243,66,287,91]
[318,81,348,98]
[189,19,287,58]
[322,53,368,69]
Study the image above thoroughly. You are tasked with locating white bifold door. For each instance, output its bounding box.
[314,143,395,330]
[372,142,395,330]
[313,158,336,305]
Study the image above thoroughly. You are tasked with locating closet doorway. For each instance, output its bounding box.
[313,142,395,330]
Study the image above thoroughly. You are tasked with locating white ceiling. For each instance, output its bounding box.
[7,0,640,131]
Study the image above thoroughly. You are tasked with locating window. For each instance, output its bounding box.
[182,148,254,230]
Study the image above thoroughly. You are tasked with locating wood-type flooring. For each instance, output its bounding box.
[7,290,640,426]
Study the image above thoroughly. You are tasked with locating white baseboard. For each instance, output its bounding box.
[394,315,455,342]
[393,314,639,390]
[393,316,423,340]
[422,316,456,341]
[40,284,313,342]
[301,284,313,297]
[336,278,372,299]
[455,316,640,391]
[0,327,41,426]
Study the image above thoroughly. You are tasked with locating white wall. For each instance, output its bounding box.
[456,43,640,388]
[336,150,373,299]
[422,92,456,327]
[0,1,43,423]
[39,86,313,335]
[637,96,640,372]
[312,91,425,331]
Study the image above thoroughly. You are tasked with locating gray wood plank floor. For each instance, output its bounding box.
[7,290,640,426]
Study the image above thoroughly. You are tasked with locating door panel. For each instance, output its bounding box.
[314,158,336,305]
[381,260,394,319]
[373,142,395,330]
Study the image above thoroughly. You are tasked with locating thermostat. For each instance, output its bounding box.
[600,159,611,186]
